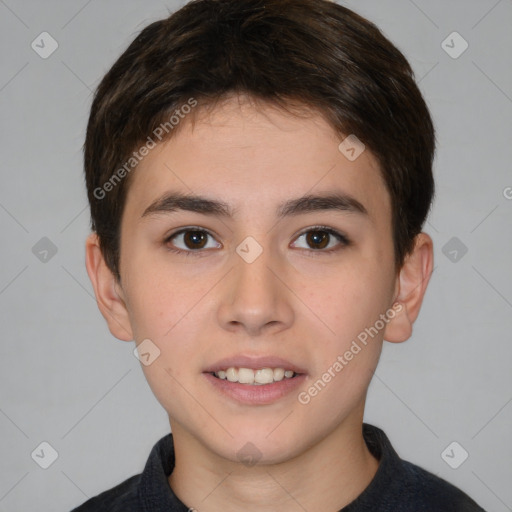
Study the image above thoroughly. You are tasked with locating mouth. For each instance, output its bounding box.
[202,356,307,405]
[208,367,301,386]
[203,370,307,405]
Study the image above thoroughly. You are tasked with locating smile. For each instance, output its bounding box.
[212,367,297,385]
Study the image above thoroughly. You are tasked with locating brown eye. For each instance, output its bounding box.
[183,230,208,249]
[306,230,330,249]
[291,226,349,253]
[166,228,221,253]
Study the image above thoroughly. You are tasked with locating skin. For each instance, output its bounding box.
[86,95,433,512]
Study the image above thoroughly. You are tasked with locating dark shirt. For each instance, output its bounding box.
[71,423,486,511]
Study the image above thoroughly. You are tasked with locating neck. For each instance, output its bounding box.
[167,410,379,512]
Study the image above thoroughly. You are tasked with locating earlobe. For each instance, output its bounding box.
[85,233,133,342]
[383,232,434,343]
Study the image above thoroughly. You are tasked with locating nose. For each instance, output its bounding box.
[217,247,294,337]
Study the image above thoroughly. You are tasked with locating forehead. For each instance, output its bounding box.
[124,98,390,223]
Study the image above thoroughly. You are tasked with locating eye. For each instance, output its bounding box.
[291,226,350,253]
[165,228,221,254]
[164,225,350,256]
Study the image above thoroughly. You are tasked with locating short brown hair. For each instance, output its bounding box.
[84,0,435,281]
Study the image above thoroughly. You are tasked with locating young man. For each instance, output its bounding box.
[73,0,486,510]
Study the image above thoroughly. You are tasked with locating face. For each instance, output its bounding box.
[115,97,399,464]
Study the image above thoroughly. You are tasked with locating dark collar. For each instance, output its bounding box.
[136,423,399,511]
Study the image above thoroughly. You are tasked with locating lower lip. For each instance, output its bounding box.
[203,372,307,405]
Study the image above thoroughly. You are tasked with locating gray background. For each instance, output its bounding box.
[0,0,511,510]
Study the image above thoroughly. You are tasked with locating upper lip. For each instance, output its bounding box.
[203,355,308,375]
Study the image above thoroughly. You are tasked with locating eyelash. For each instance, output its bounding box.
[163,225,351,258]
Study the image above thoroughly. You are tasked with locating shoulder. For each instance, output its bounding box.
[70,473,141,511]
[396,459,486,511]
[69,432,177,511]
[355,424,487,512]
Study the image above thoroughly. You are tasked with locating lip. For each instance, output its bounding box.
[203,355,308,374]
[203,372,307,405]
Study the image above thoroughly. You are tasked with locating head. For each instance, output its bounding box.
[85,0,435,464]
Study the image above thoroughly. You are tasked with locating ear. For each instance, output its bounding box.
[383,232,434,343]
[85,233,133,341]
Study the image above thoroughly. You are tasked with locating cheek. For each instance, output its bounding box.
[124,263,209,369]
[301,277,387,414]
[121,244,199,336]
[299,260,394,396]
[125,281,170,340]
[308,263,393,336]
[127,271,205,414]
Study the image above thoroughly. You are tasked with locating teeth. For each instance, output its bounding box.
[213,367,297,385]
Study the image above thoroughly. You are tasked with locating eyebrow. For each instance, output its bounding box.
[141,191,368,219]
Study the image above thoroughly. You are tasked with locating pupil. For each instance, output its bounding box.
[307,231,328,249]
[185,231,206,249]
